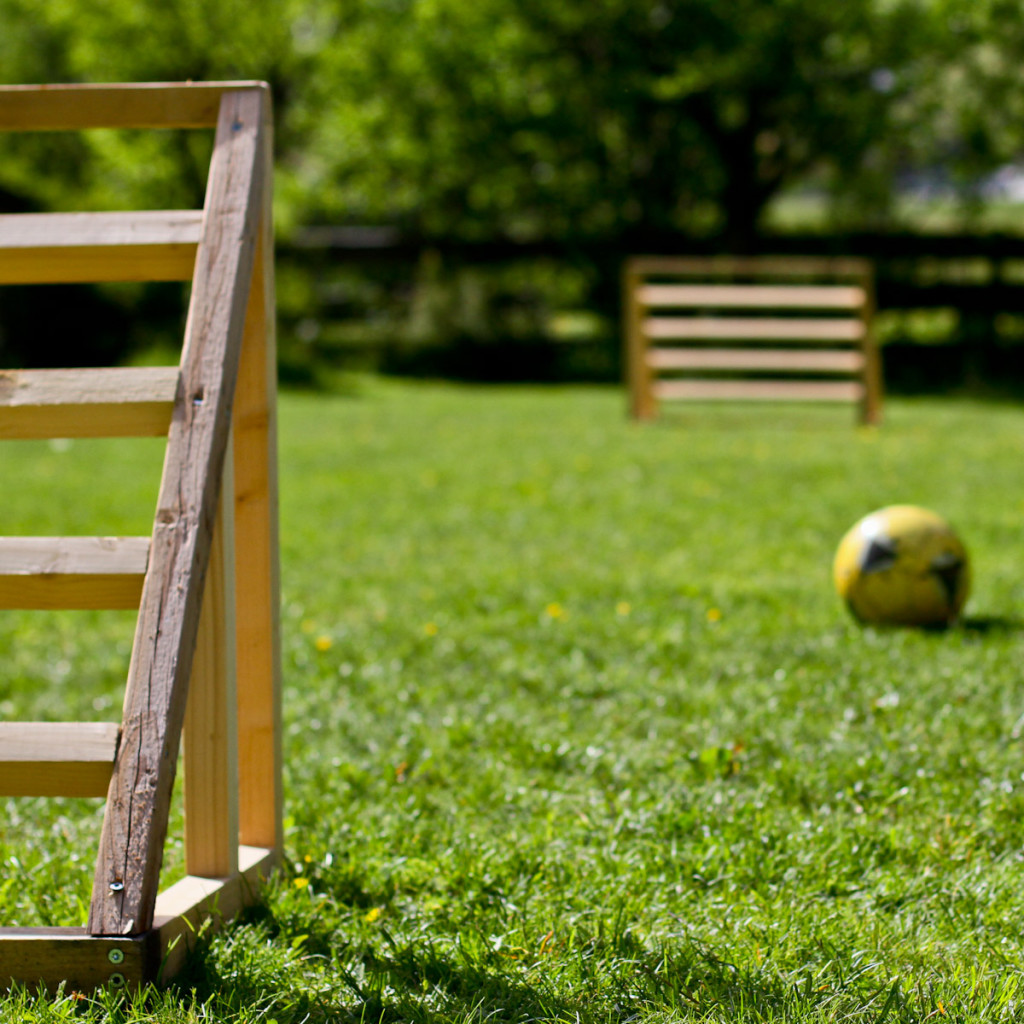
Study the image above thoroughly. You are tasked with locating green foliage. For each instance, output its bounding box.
[4,384,1024,1021]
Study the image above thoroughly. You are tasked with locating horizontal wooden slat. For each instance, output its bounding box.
[0,82,267,131]
[0,536,149,609]
[644,317,866,342]
[0,722,119,797]
[637,284,866,310]
[0,366,178,439]
[647,348,865,373]
[653,379,865,402]
[628,256,871,278]
[0,211,202,283]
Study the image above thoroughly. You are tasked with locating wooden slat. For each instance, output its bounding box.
[184,447,238,879]
[653,379,865,402]
[0,82,266,131]
[234,102,284,853]
[646,348,865,373]
[644,317,866,341]
[0,722,119,797]
[637,284,866,309]
[0,366,178,439]
[0,536,149,609]
[89,87,265,938]
[0,211,201,283]
[153,844,274,981]
[628,255,872,278]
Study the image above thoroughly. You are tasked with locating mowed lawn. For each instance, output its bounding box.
[4,380,1024,1022]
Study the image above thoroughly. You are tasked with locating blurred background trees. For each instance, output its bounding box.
[3,0,1024,384]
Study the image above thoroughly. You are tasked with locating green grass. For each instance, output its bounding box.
[4,381,1024,1021]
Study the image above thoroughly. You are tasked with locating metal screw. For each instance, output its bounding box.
[109,881,124,892]
[108,948,124,965]
[109,972,126,987]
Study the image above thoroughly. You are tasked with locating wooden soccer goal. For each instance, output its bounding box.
[624,256,883,425]
[0,82,282,989]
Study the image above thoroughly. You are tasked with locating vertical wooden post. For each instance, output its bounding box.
[183,443,239,878]
[860,265,883,426]
[624,260,655,420]
[233,99,283,856]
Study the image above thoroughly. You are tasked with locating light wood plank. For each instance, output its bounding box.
[0,366,178,439]
[0,536,149,609]
[234,105,283,852]
[0,82,267,131]
[646,348,864,373]
[637,284,866,309]
[653,379,865,402]
[184,446,238,879]
[89,87,265,938]
[154,844,274,981]
[644,317,866,341]
[0,722,119,797]
[0,211,201,283]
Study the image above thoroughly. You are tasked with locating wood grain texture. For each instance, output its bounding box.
[88,87,265,938]
[0,929,154,991]
[0,536,149,609]
[644,317,866,341]
[0,82,266,131]
[637,284,866,309]
[646,348,865,373]
[233,105,283,852]
[184,449,238,879]
[0,211,202,283]
[153,845,273,981]
[0,722,119,797]
[653,379,864,402]
[0,366,178,439]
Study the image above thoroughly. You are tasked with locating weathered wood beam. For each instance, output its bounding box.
[88,86,265,938]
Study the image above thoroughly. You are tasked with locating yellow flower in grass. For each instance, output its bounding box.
[706,608,722,623]
[423,622,439,637]
[315,635,333,652]
[363,907,382,923]
[293,876,310,889]
[616,601,631,617]
[545,602,566,620]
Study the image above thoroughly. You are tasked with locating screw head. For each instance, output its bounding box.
[108,948,124,965]
[108,972,126,987]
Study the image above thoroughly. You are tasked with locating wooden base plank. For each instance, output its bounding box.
[0,536,149,609]
[0,722,119,797]
[0,367,178,439]
[0,846,274,990]
[154,845,276,981]
[0,929,155,992]
[0,211,202,283]
[653,379,865,402]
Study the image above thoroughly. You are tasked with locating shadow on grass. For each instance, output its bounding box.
[170,904,904,1024]
[960,614,1024,634]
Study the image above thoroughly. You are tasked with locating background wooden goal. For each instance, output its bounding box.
[624,256,883,425]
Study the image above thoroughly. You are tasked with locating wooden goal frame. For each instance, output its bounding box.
[624,256,883,425]
[0,82,282,989]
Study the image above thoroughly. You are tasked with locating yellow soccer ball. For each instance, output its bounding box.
[833,505,970,627]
